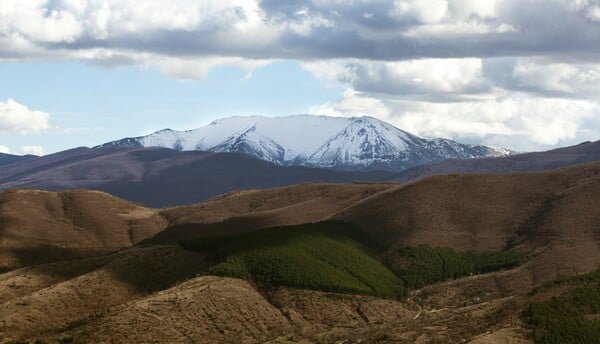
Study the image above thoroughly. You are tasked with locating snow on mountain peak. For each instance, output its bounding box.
[99,114,511,171]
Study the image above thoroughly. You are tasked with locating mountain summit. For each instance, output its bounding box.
[99,115,511,170]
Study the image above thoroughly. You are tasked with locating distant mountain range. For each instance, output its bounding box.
[98,115,511,171]
[0,152,37,166]
[0,139,598,207]
[392,140,600,182]
[0,147,390,207]
[1,115,599,207]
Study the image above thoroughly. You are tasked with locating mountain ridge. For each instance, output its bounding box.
[0,153,37,166]
[392,139,600,182]
[98,114,511,170]
[0,147,392,207]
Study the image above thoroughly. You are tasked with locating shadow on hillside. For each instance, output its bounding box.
[0,248,114,295]
[142,214,278,245]
[2,246,114,275]
[1,244,211,295]
[96,245,211,294]
[1,212,272,292]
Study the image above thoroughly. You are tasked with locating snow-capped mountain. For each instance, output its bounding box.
[98,115,512,170]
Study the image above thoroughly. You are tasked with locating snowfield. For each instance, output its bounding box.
[99,114,511,170]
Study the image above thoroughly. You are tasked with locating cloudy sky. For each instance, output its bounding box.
[1,0,600,155]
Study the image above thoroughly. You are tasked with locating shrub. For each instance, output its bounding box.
[528,269,600,344]
[182,221,405,298]
[181,221,528,298]
[392,245,527,289]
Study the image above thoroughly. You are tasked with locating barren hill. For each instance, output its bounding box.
[0,246,528,343]
[151,183,395,244]
[335,162,600,291]
[0,183,394,271]
[1,163,600,343]
[0,189,167,271]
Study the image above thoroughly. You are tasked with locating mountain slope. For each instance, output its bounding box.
[0,152,36,166]
[0,189,167,271]
[334,162,600,290]
[0,183,394,272]
[99,115,511,170]
[2,139,597,208]
[2,163,600,343]
[392,140,600,182]
[0,147,392,207]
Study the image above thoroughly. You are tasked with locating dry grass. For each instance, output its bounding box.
[0,189,168,270]
[336,163,600,288]
[1,162,600,342]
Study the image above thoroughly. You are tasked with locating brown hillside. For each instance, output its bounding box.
[337,162,600,251]
[149,183,394,244]
[0,184,394,270]
[0,245,208,339]
[335,162,600,288]
[161,183,392,225]
[1,163,600,342]
[3,164,599,282]
[0,255,531,343]
[0,189,167,270]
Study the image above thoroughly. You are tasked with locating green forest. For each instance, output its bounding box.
[392,245,527,289]
[528,269,600,344]
[182,221,405,297]
[182,221,528,299]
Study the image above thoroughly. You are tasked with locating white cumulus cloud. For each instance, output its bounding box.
[309,89,391,119]
[20,145,45,156]
[0,145,10,154]
[0,99,50,133]
[1,0,599,151]
[390,0,448,24]
[341,58,492,99]
[309,88,598,150]
[510,59,600,96]
[0,1,83,43]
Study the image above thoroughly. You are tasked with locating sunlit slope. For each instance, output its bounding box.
[334,162,600,288]
[0,189,167,270]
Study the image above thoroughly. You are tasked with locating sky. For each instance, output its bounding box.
[1,0,599,155]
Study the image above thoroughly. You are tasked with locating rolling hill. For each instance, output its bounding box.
[1,162,599,343]
[0,183,393,272]
[0,152,36,166]
[0,189,167,271]
[1,140,598,209]
[393,140,600,182]
[0,146,392,207]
